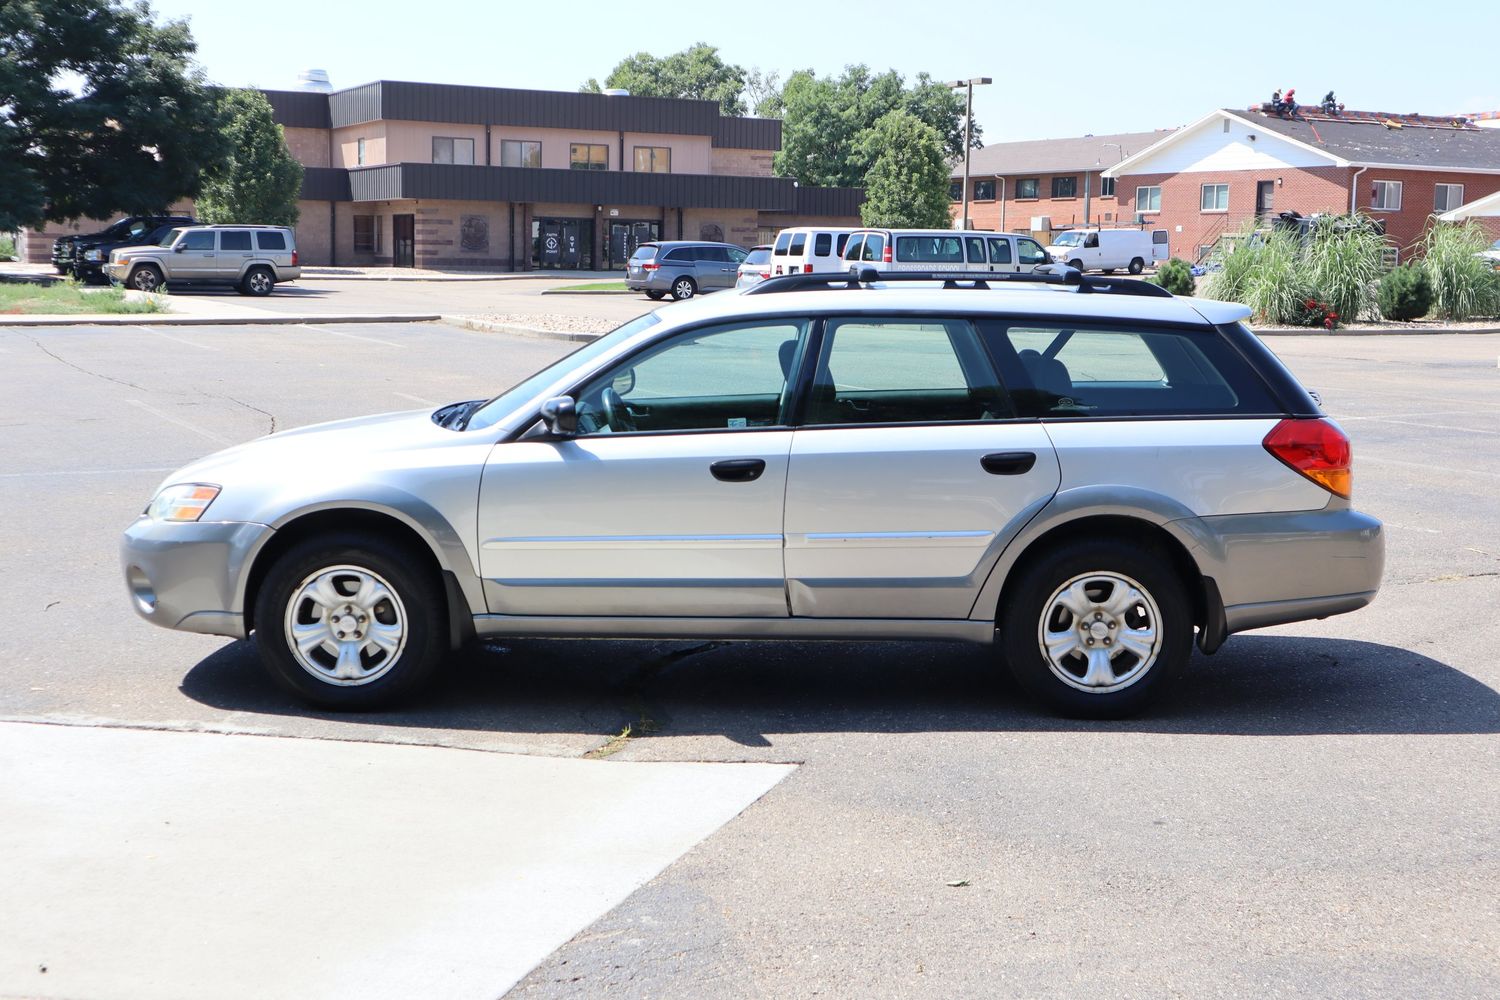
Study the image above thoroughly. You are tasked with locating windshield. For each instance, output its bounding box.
[157,227,185,247]
[464,312,663,431]
[1051,232,1084,247]
[1490,239,1500,252]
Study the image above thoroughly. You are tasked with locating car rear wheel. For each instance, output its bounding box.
[253,533,448,710]
[670,276,696,300]
[129,265,164,293]
[645,290,666,300]
[240,267,275,296]
[1128,257,1146,275]
[1000,538,1192,718]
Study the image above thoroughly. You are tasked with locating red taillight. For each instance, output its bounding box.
[290,250,299,266]
[882,244,892,263]
[1263,418,1352,498]
[643,262,659,271]
[803,263,813,273]
[758,271,770,280]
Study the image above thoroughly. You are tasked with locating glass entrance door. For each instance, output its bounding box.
[531,217,593,269]
[608,220,661,269]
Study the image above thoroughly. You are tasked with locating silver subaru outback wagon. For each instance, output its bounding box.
[120,270,1383,718]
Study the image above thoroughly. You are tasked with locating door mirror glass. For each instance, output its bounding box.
[539,396,578,436]
[611,368,636,396]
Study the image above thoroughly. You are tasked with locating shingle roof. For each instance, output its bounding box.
[1233,108,1500,170]
[952,130,1175,178]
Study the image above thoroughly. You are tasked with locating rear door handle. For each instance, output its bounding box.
[710,459,766,483]
[981,451,1037,475]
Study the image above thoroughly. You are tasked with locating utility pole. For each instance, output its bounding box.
[946,78,991,229]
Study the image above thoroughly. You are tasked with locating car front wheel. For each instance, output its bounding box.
[129,265,164,292]
[253,533,448,709]
[1000,538,1192,718]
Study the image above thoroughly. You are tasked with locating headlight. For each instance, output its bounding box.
[146,484,220,521]
[83,249,103,261]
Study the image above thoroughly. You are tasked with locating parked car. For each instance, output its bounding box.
[842,229,1050,274]
[768,227,858,277]
[52,215,195,278]
[104,225,300,295]
[1046,228,1169,274]
[122,268,1383,718]
[625,241,749,300]
[74,222,189,285]
[735,245,773,289]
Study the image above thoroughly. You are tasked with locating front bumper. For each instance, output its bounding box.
[1189,507,1385,634]
[120,517,274,639]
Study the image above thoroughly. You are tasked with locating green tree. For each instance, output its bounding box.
[857,110,951,228]
[582,43,747,117]
[0,0,225,231]
[774,66,976,188]
[195,89,303,227]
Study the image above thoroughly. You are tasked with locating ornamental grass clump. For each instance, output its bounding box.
[1241,229,1313,326]
[1305,216,1386,322]
[1422,221,1500,320]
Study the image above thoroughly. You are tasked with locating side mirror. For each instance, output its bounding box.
[174,244,186,253]
[539,396,577,436]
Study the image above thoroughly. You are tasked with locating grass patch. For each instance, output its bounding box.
[0,280,168,315]
[545,280,629,292]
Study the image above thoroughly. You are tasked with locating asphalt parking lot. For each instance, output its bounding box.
[2,318,1497,998]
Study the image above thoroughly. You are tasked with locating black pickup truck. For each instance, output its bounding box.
[52,215,196,281]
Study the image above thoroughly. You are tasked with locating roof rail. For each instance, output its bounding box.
[743,265,1174,298]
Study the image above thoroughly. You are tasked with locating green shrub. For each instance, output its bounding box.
[1242,229,1316,325]
[0,234,15,261]
[1422,221,1500,320]
[1376,264,1433,321]
[1149,257,1195,295]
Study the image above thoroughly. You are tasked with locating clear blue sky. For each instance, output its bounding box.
[148,0,1500,145]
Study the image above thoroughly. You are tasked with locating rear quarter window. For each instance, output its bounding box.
[980,321,1281,418]
[256,231,287,251]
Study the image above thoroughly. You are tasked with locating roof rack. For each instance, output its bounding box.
[743,265,1174,298]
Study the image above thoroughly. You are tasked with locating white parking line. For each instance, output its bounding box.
[0,466,177,480]
[125,399,234,445]
[296,323,405,348]
[132,326,218,351]
[393,391,437,406]
[1361,454,1500,479]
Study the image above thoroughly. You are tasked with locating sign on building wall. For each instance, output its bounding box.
[461,215,489,253]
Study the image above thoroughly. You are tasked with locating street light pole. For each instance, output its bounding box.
[947,78,991,230]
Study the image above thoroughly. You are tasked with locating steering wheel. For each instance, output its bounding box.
[600,387,637,432]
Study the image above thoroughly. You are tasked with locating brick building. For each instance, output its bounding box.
[948,130,1173,235]
[1105,106,1500,262]
[19,80,863,270]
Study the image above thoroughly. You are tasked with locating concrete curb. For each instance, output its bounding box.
[0,312,443,328]
[443,315,601,343]
[1254,326,1500,336]
[539,289,637,296]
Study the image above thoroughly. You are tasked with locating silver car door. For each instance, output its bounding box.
[784,316,1060,620]
[172,229,217,279]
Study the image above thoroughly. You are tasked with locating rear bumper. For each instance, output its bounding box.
[1188,507,1384,634]
[120,517,274,640]
[625,272,670,291]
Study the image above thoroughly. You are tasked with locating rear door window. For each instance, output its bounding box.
[980,321,1280,418]
[861,234,885,261]
[664,248,694,263]
[964,237,987,263]
[789,233,807,256]
[220,231,252,251]
[772,232,792,256]
[988,238,1013,264]
[844,234,865,261]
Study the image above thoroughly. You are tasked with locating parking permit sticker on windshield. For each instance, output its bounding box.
[727,417,747,428]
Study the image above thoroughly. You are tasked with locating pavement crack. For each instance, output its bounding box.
[21,332,150,391]
[583,641,727,760]
[1420,570,1500,584]
[212,392,277,434]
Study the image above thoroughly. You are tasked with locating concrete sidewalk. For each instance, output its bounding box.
[0,721,793,1000]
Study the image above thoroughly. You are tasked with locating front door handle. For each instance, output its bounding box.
[710,458,766,483]
[981,451,1037,475]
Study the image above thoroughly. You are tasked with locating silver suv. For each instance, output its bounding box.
[120,269,1383,717]
[105,225,300,296]
[626,241,749,300]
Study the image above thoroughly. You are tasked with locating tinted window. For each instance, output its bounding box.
[814,233,832,257]
[630,245,658,261]
[789,233,807,255]
[773,232,792,255]
[896,235,962,264]
[965,237,986,263]
[219,231,252,251]
[726,246,748,264]
[836,234,851,256]
[664,248,694,262]
[988,238,1013,264]
[980,321,1280,418]
[844,234,865,261]
[804,318,1009,425]
[574,320,809,434]
[179,231,215,251]
[256,231,287,251]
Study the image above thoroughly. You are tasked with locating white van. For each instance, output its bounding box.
[1045,228,1170,274]
[769,227,859,276]
[841,229,1051,274]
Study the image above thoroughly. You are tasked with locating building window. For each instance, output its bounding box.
[1371,180,1403,211]
[1136,186,1162,212]
[1052,176,1078,198]
[949,181,962,201]
[633,146,671,173]
[974,179,996,201]
[432,137,475,165]
[356,138,366,166]
[1434,183,1465,213]
[1100,176,1116,197]
[571,143,609,170]
[1016,178,1039,200]
[1200,183,1230,212]
[353,215,381,254]
[501,140,542,168]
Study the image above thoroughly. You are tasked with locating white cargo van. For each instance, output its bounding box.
[841,229,1050,274]
[1045,228,1170,274]
[769,227,859,276]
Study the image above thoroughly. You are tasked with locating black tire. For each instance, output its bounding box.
[670,276,696,300]
[129,265,164,293]
[1000,537,1193,719]
[240,266,275,296]
[1067,259,1085,273]
[645,290,666,300]
[1101,268,1116,275]
[1128,257,1146,275]
[253,532,448,710]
